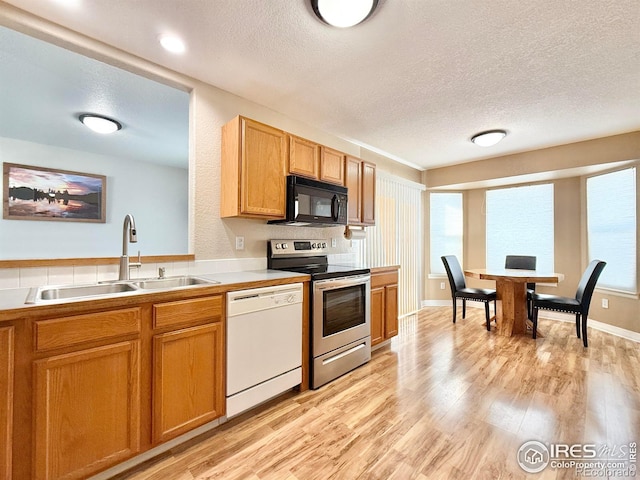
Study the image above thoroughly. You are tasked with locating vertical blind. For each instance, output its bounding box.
[429,192,463,274]
[486,184,554,272]
[586,168,637,293]
[355,172,425,317]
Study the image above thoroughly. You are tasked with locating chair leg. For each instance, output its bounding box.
[452,297,457,323]
[575,313,581,338]
[484,302,491,331]
[532,307,538,339]
[462,299,466,319]
[581,313,588,348]
[494,300,497,322]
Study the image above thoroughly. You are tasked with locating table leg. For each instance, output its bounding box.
[495,280,528,336]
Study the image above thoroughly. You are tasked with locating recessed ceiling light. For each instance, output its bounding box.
[159,34,186,54]
[79,114,122,134]
[471,130,507,147]
[311,0,379,28]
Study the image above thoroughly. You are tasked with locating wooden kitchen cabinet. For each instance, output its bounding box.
[221,116,287,219]
[288,135,345,186]
[345,156,376,226]
[0,327,13,480]
[33,340,141,480]
[319,146,345,185]
[288,134,319,179]
[370,267,399,347]
[152,296,225,443]
[32,307,142,480]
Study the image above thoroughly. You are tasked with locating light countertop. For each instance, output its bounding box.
[0,269,308,314]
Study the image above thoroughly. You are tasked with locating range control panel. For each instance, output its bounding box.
[269,239,329,256]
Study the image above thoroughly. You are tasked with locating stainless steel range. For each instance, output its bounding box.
[267,239,371,389]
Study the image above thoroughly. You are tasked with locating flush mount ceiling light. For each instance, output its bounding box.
[311,0,379,28]
[158,34,186,54]
[471,130,507,147]
[79,114,122,134]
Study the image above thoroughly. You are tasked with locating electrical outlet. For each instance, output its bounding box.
[235,236,244,250]
[331,237,337,248]
[440,282,446,290]
[601,298,608,309]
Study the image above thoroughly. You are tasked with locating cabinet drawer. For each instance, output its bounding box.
[154,295,223,330]
[371,272,398,289]
[35,308,141,352]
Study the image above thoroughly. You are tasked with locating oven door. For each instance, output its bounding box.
[312,274,371,356]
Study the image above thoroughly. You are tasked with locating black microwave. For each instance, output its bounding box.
[268,176,348,226]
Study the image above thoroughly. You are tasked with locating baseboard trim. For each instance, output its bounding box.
[421,300,639,343]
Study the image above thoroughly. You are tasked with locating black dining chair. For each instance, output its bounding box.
[531,260,606,347]
[505,255,537,319]
[441,255,497,331]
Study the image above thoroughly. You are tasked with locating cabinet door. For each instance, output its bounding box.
[345,156,362,224]
[0,327,13,480]
[361,161,376,225]
[385,285,399,339]
[320,146,345,185]
[370,287,385,346]
[288,135,319,179]
[241,118,287,217]
[153,323,224,443]
[34,341,140,480]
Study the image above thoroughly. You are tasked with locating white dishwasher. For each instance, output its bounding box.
[226,283,303,418]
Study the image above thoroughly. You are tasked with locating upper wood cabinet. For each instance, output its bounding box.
[361,161,376,225]
[0,327,13,480]
[319,146,345,185]
[288,135,319,179]
[345,156,376,226]
[287,135,345,186]
[221,116,287,219]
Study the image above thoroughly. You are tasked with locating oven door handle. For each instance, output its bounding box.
[314,275,370,291]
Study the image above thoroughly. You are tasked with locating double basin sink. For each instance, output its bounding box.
[25,276,219,304]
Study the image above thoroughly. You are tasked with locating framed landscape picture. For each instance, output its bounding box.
[3,163,106,223]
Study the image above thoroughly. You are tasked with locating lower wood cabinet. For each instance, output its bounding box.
[0,326,14,480]
[3,292,228,480]
[33,340,140,480]
[152,295,224,443]
[370,267,399,347]
[153,322,224,443]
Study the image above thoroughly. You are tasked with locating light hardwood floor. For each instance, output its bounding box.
[111,307,640,480]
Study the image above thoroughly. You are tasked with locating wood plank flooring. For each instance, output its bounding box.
[109,307,640,480]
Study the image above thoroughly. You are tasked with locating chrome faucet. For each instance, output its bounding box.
[119,214,142,280]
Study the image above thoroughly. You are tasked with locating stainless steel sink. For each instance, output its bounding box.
[25,276,219,304]
[133,276,219,290]
[26,282,139,304]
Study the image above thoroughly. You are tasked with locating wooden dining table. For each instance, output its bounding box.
[464,268,564,337]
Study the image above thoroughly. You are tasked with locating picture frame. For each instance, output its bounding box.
[3,163,106,223]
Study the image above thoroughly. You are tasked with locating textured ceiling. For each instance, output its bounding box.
[3,0,640,170]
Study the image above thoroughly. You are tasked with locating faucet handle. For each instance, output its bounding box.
[129,250,142,269]
[158,267,166,279]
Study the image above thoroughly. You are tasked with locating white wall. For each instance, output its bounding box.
[0,136,188,259]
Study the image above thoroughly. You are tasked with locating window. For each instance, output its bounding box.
[430,192,463,275]
[586,168,637,293]
[486,184,554,271]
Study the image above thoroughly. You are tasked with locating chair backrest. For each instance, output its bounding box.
[575,260,606,311]
[505,255,536,290]
[505,255,536,270]
[441,255,466,294]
